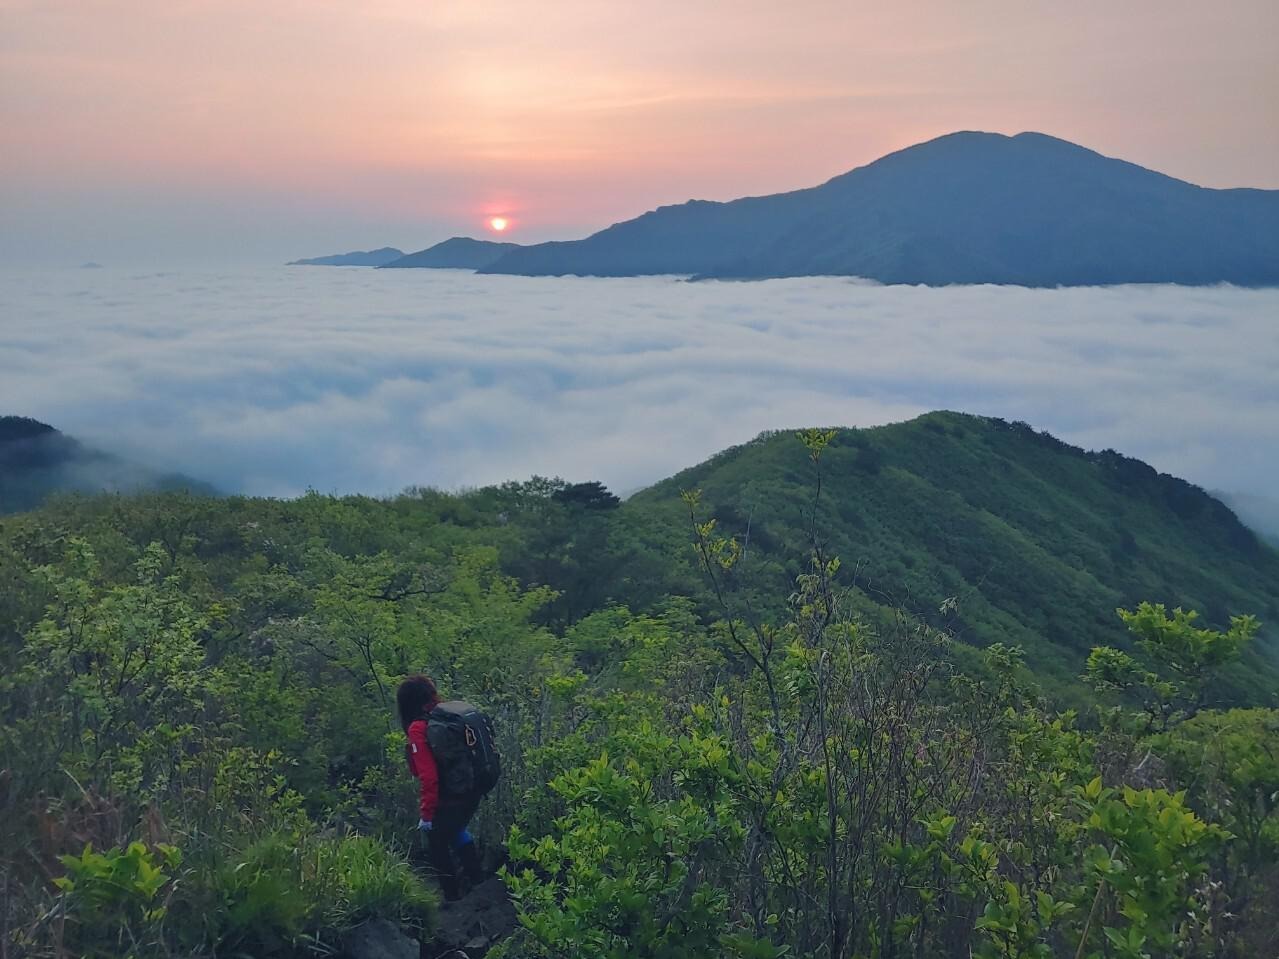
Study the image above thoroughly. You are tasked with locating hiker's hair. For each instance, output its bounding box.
[396,675,439,731]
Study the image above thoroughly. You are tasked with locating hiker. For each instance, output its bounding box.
[396,675,500,901]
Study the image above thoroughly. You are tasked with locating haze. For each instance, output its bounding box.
[2,0,1277,267]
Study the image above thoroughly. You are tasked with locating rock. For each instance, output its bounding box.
[1124,748,1169,790]
[427,876,518,958]
[340,918,420,959]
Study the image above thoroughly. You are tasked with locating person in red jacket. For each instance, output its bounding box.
[396,675,484,901]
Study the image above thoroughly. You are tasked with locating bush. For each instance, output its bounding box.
[197,831,435,956]
[52,841,182,958]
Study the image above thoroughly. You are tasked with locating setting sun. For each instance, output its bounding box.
[488,216,509,232]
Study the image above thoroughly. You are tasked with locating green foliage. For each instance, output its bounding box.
[505,741,756,959]
[53,841,182,958]
[2,422,1278,958]
[971,878,1073,959]
[1119,603,1258,675]
[1076,781,1225,959]
[13,539,209,796]
[634,413,1279,700]
[200,831,433,955]
[1087,602,1260,730]
[1153,709,1279,872]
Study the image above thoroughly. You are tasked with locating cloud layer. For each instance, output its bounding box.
[2,268,1276,501]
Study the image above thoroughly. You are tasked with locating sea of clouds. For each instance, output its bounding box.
[2,267,1276,507]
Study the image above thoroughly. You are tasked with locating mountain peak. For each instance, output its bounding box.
[0,416,58,444]
[0,416,215,514]
[858,129,1105,170]
[379,237,521,270]
[482,130,1279,285]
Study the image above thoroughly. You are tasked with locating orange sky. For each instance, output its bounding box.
[2,0,1276,265]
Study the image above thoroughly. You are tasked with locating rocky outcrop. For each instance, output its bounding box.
[427,877,517,958]
[340,918,420,959]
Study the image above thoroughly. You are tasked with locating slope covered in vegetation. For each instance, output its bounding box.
[2,417,1277,957]
[627,412,1279,699]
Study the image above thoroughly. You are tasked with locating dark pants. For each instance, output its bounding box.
[427,797,482,900]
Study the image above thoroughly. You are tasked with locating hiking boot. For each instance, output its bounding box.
[458,841,484,884]
[440,874,463,902]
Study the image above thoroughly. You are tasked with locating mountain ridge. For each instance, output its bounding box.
[3,409,1274,701]
[480,131,1279,285]
[379,237,522,270]
[622,411,1279,699]
[0,415,216,514]
[288,247,405,267]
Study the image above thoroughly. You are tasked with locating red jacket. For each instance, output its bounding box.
[406,718,439,821]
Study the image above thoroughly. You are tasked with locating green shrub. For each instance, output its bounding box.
[318,833,434,927]
[199,830,434,956]
[1154,708,1279,872]
[53,841,182,959]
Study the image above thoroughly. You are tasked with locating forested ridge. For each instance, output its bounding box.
[629,413,1279,699]
[2,414,1277,957]
[0,416,215,515]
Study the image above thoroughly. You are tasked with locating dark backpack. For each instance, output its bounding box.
[426,700,501,799]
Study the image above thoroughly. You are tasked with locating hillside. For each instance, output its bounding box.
[0,415,215,514]
[5,411,1271,696]
[625,412,1279,697]
[481,131,1279,286]
[380,237,521,270]
[5,413,1278,956]
[288,247,404,266]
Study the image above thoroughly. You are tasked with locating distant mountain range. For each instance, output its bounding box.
[296,132,1278,286]
[378,237,520,270]
[473,131,1278,285]
[288,248,405,267]
[0,416,215,514]
[289,239,521,270]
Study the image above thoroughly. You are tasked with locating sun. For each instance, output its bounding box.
[488,216,509,233]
